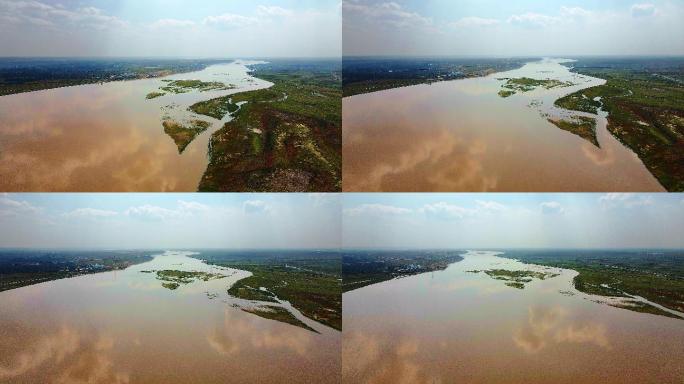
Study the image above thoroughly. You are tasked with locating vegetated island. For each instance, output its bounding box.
[555,57,684,191]
[191,60,341,192]
[467,269,560,289]
[193,250,342,331]
[162,119,210,154]
[546,116,600,147]
[241,305,318,333]
[0,58,231,96]
[342,250,464,292]
[0,250,154,292]
[497,77,575,97]
[500,249,684,320]
[342,57,531,97]
[150,269,226,290]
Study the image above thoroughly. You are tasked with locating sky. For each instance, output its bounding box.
[343,193,684,249]
[343,0,684,56]
[0,193,340,249]
[0,0,341,57]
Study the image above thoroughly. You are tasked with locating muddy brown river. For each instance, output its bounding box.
[0,61,271,192]
[343,59,665,192]
[0,251,340,384]
[342,251,684,384]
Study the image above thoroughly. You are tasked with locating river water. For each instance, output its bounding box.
[343,59,664,192]
[0,251,340,384]
[342,250,684,383]
[0,61,271,191]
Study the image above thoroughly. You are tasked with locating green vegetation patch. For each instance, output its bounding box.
[146,91,166,100]
[499,77,575,97]
[161,282,180,290]
[555,92,603,114]
[499,250,684,319]
[242,305,319,333]
[162,119,210,154]
[199,69,341,192]
[159,80,235,94]
[475,269,560,289]
[189,96,240,120]
[155,269,225,290]
[547,116,599,147]
[553,69,684,191]
[225,263,341,331]
[610,300,682,319]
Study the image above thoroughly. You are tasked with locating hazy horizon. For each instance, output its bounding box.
[0,0,342,58]
[344,0,684,57]
[0,193,341,249]
[343,194,684,249]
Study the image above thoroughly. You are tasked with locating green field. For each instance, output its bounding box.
[198,66,341,192]
[501,250,684,320]
[189,96,240,120]
[554,69,684,191]
[225,263,341,331]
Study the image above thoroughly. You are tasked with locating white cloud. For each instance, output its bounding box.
[0,1,127,29]
[177,200,210,213]
[475,200,507,211]
[150,19,195,28]
[451,17,500,28]
[631,3,656,17]
[540,201,565,215]
[243,200,271,214]
[124,205,181,220]
[343,1,432,28]
[257,5,294,18]
[420,202,474,220]
[203,13,259,28]
[560,6,593,18]
[308,193,339,207]
[64,208,118,219]
[507,12,561,28]
[599,193,653,208]
[344,203,412,216]
[0,195,40,216]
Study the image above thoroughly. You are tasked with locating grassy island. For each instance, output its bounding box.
[146,91,166,99]
[469,269,559,289]
[159,79,234,94]
[547,116,599,147]
[155,269,225,290]
[198,60,341,192]
[242,305,318,333]
[162,120,210,154]
[498,77,574,97]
